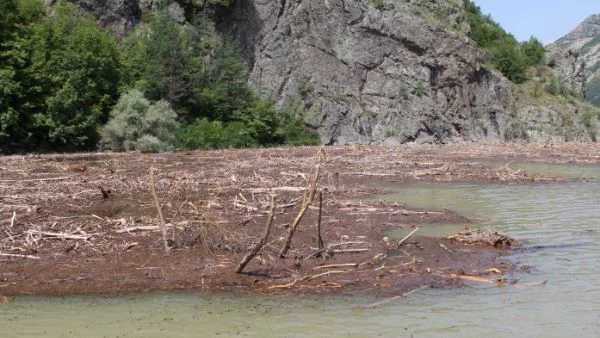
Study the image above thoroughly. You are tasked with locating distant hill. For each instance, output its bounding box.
[549,14,600,106]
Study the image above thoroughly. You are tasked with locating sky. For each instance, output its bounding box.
[474,0,600,44]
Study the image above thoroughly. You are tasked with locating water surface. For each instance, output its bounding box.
[2,180,599,338]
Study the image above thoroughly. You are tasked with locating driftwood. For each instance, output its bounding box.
[312,263,358,270]
[316,191,324,250]
[303,270,350,281]
[362,285,430,309]
[236,196,276,273]
[397,226,421,247]
[25,230,96,240]
[0,252,40,260]
[150,168,169,252]
[279,146,325,258]
[0,176,71,183]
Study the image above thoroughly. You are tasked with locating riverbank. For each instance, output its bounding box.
[1,143,598,296]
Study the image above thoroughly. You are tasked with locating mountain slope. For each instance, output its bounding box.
[549,14,600,105]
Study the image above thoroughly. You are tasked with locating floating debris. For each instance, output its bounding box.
[447,228,516,247]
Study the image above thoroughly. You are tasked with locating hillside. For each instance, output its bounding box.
[2,0,600,151]
[548,14,600,106]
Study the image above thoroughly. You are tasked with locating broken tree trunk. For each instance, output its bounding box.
[278,146,325,258]
[236,195,276,273]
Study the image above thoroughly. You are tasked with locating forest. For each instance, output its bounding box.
[0,0,319,154]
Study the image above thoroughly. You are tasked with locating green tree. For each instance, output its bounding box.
[1,1,120,152]
[463,0,543,83]
[521,37,546,66]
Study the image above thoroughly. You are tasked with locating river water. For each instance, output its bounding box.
[1,166,599,338]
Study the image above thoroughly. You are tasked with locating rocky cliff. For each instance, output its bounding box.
[60,0,600,144]
[548,14,600,106]
[217,0,519,144]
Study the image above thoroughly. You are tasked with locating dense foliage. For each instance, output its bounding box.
[1,0,120,152]
[463,0,546,83]
[0,0,318,154]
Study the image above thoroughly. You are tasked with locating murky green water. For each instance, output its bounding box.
[2,176,600,337]
[488,160,600,179]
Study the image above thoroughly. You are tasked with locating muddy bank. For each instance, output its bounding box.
[0,143,597,296]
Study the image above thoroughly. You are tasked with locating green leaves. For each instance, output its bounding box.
[0,0,120,152]
[463,0,546,84]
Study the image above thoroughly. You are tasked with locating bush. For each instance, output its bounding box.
[177,118,225,150]
[136,135,174,153]
[103,89,179,151]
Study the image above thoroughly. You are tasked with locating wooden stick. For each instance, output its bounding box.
[26,230,94,240]
[316,191,324,250]
[10,211,16,228]
[312,263,358,270]
[115,225,163,233]
[150,168,169,252]
[236,196,276,273]
[333,248,370,253]
[303,270,349,281]
[397,226,421,247]
[0,176,70,183]
[279,146,325,258]
[0,252,40,260]
[362,285,430,309]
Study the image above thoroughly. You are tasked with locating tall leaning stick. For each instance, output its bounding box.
[150,168,169,252]
[236,195,277,273]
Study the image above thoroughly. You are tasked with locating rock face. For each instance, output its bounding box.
[218,0,518,144]
[549,14,600,105]
[47,0,142,37]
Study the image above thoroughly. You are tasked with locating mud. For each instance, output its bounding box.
[0,143,598,296]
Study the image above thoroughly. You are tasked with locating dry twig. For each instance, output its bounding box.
[279,146,325,258]
[236,195,276,273]
[150,168,169,252]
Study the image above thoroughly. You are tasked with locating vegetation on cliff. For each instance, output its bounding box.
[0,0,318,154]
[463,0,545,83]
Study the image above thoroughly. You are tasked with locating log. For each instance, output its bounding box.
[236,196,276,273]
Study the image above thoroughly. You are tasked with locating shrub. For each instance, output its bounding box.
[103,89,179,151]
[136,135,173,153]
[177,118,225,150]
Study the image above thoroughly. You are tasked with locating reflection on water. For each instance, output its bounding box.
[2,181,600,338]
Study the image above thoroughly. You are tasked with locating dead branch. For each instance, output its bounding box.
[312,263,358,270]
[236,195,276,273]
[0,252,40,260]
[303,270,350,281]
[316,191,324,250]
[397,226,421,247]
[115,226,163,233]
[150,168,169,252]
[0,176,71,183]
[332,248,370,253]
[279,146,325,258]
[267,278,298,290]
[25,230,94,241]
